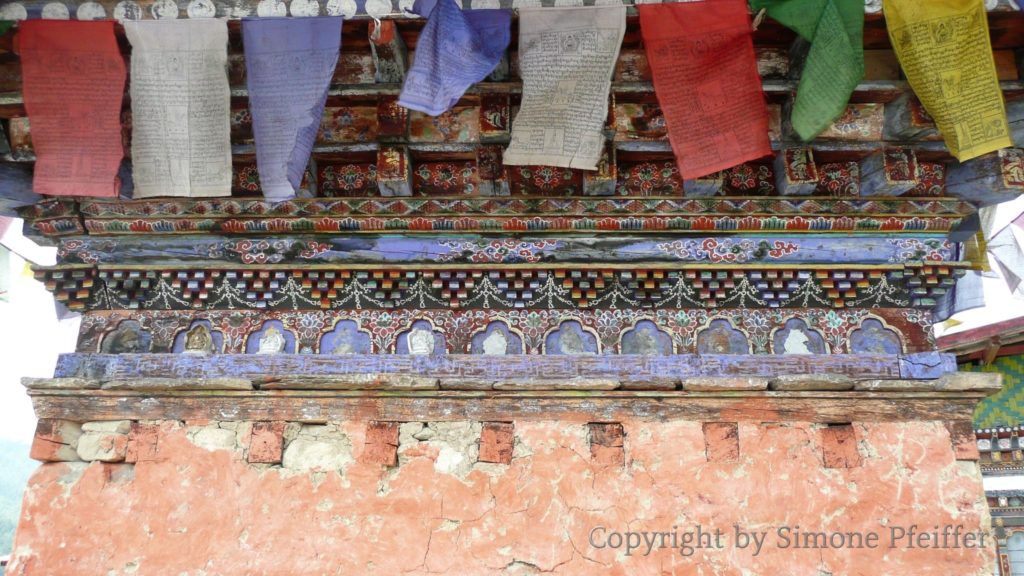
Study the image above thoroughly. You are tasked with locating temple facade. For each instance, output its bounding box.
[1,0,1023,573]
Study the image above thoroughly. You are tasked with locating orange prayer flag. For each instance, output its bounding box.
[17,21,126,197]
[639,0,771,180]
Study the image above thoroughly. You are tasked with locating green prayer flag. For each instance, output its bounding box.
[0,21,14,36]
[751,0,864,141]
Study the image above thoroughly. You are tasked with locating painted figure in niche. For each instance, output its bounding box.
[696,320,748,355]
[558,327,592,355]
[772,319,826,355]
[849,318,902,355]
[101,322,150,354]
[482,330,508,355]
[782,328,812,355]
[632,326,658,355]
[258,326,286,355]
[184,324,214,355]
[408,327,436,355]
[331,329,355,355]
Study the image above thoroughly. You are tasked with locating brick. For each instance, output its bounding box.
[30,419,82,462]
[945,421,980,461]
[820,425,862,469]
[126,422,161,464]
[247,421,286,464]
[362,421,400,466]
[703,422,739,463]
[479,422,514,464]
[588,423,624,467]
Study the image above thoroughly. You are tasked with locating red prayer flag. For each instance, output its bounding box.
[639,0,771,180]
[17,21,126,197]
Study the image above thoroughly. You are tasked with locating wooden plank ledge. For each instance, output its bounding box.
[26,388,993,424]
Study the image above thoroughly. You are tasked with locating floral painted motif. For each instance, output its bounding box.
[722,164,774,195]
[320,163,377,196]
[816,162,860,196]
[616,162,683,196]
[235,164,261,192]
[511,166,579,195]
[413,162,478,195]
[912,162,945,196]
[655,238,800,263]
[436,239,559,264]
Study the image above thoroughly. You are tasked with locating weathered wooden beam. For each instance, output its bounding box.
[478,93,510,143]
[945,148,1024,207]
[774,148,819,195]
[0,161,39,216]
[1010,97,1023,147]
[369,20,408,84]
[27,388,989,424]
[376,95,408,142]
[52,352,957,382]
[50,234,957,266]
[375,145,412,197]
[682,173,723,197]
[883,94,941,142]
[475,145,508,197]
[859,148,919,197]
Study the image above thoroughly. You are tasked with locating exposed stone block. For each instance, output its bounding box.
[853,379,935,392]
[588,422,624,467]
[82,420,131,434]
[21,377,100,390]
[945,421,979,461]
[187,424,239,452]
[702,422,739,463]
[820,424,862,469]
[362,421,400,467]
[618,378,678,391]
[478,422,514,465]
[77,431,128,463]
[682,377,768,391]
[248,421,286,465]
[282,424,353,472]
[30,419,82,462]
[492,378,618,391]
[933,372,1003,392]
[101,377,252,391]
[260,373,438,390]
[768,374,855,391]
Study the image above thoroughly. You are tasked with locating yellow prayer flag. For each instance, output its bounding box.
[883,0,1011,161]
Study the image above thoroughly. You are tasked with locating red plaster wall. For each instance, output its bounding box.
[8,420,994,575]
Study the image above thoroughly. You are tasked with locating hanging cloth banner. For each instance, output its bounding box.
[243,17,342,201]
[503,6,625,170]
[17,21,126,197]
[751,0,863,141]
[884,0,1011,162]
[639,0,771,180]
[125,19,232,198]
[398,0,510,116]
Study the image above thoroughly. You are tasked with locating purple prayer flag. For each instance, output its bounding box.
[398,0,511,116]
[243,17,342,201]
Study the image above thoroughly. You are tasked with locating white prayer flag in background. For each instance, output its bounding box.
[125,19,232,198]
[503,6,625,170]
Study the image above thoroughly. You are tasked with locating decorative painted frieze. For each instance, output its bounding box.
[34,263,966,312]
[73,307,933,356]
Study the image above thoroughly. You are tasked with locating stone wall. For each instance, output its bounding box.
[8,418,994,575]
